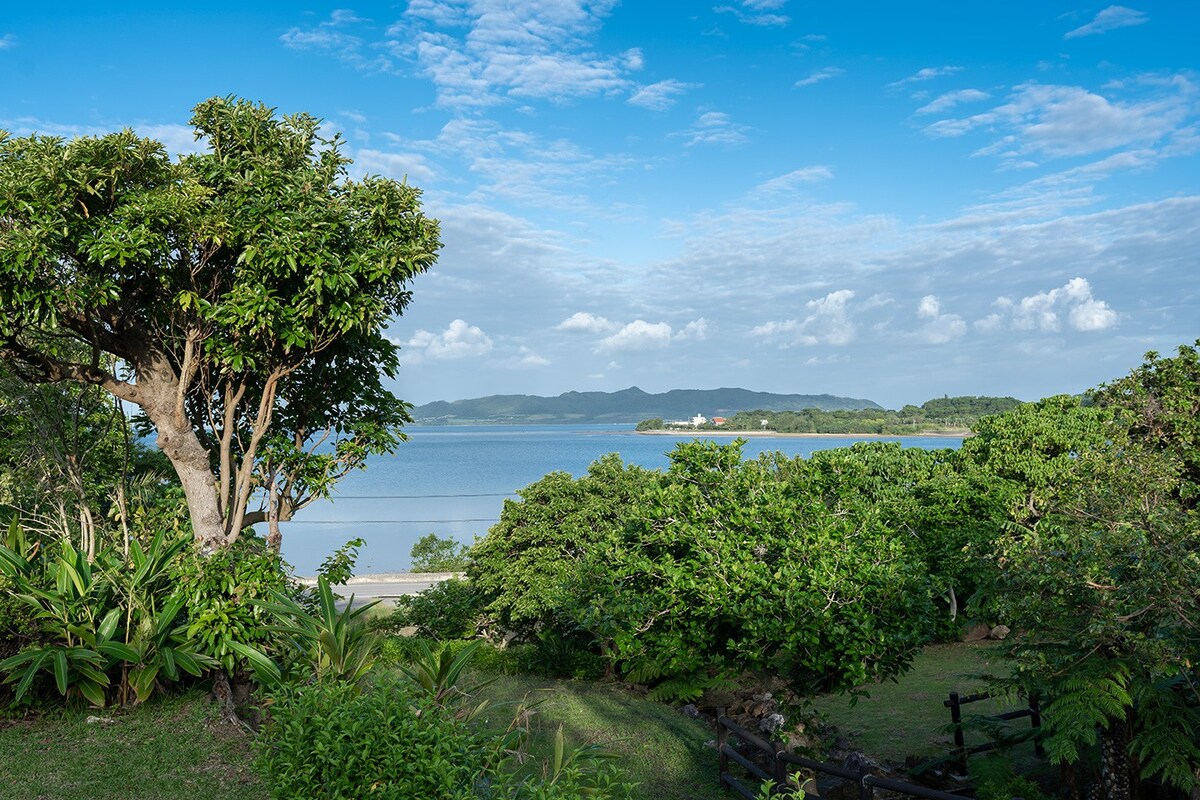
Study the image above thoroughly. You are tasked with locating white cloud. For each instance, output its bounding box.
[280,10,382,69]
[400,319,494,363]
[676,111,750,146]
[715,1,791,26]
[354,148,436,184]
[628,79,698,111]
[889,66,962,88]
[137,124,207,158]
[599,320,674,352]
[0,34,15,49]
[914,295,967,344]
[915,89,990,115]
[753,166,834,195]
[752,289,857,346]
[393,0,634,109]
[557,312,618,333]
[675,318,710,341]
[924,79,1195,162]
[795,67,843,88]
[1064,5,1148,39]
[497,346,551,368]
[983,278,1118,333]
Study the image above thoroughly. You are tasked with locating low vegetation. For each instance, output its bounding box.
[4,94,1194,799]
[638,395,1023,434]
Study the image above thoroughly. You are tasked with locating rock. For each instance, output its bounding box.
[963,622,991,642]
[85,715,114,726]
[758,713,786,735]
[988,624,1011,640]
[679,703,701,719]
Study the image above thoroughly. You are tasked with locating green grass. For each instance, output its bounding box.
[0,643,1033,800]
[475,673,726,800]
[0,692,267,800]
[808,641,1033,765]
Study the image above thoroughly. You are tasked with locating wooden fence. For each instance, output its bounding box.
[717,714,978,800]
[944,691,1044,772]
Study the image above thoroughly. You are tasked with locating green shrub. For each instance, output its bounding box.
[172,534,295,675]
[389,577,482,640]
[255,677,494,799]
[410,532,469,572]
[0,574,37,661]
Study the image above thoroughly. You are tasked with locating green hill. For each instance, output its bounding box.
[411,386,883,425]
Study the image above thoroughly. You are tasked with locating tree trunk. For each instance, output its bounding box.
[1098,714,1133,800]
[144,400,231,553]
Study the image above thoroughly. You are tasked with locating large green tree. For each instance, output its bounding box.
[978,345,1200,798]
[0,98,440,552]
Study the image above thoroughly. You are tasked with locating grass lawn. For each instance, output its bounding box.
[808,641,1037,767]
[475,673,726,800]
[0,691,267,800]
[0,643,1036,800]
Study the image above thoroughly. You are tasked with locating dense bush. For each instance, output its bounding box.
[388,577,483,640]
[468,454,655,638]
[171,534,295,675]
[255,677,494,799]
[409,532,470,572]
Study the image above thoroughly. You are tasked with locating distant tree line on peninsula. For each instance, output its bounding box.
[638,395,1024,434]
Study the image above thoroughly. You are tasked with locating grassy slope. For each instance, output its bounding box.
[809,641,1026,764]
[476,674,726,800]
[0,644,1026,800]
[0,692,267,800]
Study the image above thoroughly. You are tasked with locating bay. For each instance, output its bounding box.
[278,424,963,574]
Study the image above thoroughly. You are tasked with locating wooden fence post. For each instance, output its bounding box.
[1028,692,1045,759]
[718,708,729,792]
[772,739,788,792]
[947,692,966,773]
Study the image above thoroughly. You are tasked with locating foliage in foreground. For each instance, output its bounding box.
[0,96,441,551]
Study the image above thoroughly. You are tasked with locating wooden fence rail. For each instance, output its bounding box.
[718,714,980,800]
[944,691,1044,772]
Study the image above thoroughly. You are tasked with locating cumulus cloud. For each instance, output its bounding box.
[557,312,619,333]
[915,89,990,115]
[979,278,1118,333]
[752,289,857,346]
[888,66,962,88]
[497,346,551,368]
[913,295,967,344]
[675,318,710,341]
[628,79,698,111]
[400,319,494,363]
[795,67,843,88]
[599,320,674,352]
[1064,5,1148,39]
[0,34,15,49]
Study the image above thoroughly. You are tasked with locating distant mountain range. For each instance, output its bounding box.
[411,387,883,424]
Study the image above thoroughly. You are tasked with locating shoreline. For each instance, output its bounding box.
[632,429,970,438]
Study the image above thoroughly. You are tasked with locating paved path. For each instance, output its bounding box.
[296,572,461,604]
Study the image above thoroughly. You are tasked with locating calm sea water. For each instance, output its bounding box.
[278,425,963,574]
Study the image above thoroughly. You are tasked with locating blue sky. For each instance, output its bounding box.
[2,2,1198,407]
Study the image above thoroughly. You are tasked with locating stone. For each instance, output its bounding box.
[963,622,991,642]
[988,624,1011,640]
[679,703,701,719]
[758,713,786,735]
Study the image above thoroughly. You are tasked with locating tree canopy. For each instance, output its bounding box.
[0,97,441,551]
